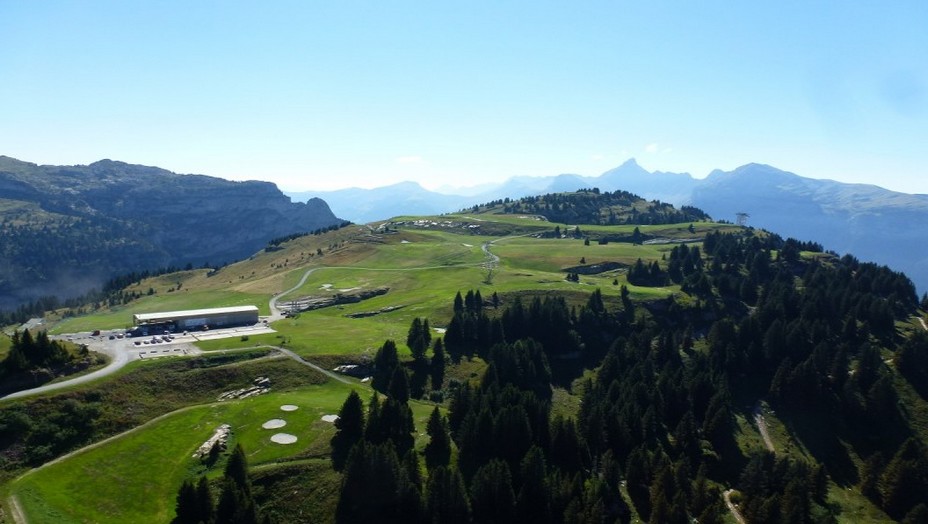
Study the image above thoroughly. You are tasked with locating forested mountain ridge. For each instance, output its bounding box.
[0,156,345,311]
[331,226,928,523]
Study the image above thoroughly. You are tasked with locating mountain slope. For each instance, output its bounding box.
[287,160,928,292]
[688,164,928,293]
[0,156,345,311]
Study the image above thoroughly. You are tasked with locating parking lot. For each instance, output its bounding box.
[60,322,277,362]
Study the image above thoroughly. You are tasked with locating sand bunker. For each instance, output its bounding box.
[280,405,299,412]
[262,419,287,429]
[321,414,339,423]
[271,433,298,444]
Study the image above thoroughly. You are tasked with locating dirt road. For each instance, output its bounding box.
[724,489,747,524]
[754,402,776,453]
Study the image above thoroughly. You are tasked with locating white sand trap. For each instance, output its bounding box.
[280,405,299,412]
[321,414,339,423]
[401,240,411,244]
[271,433,298,444]
[462,243,473,247]
[320,284,333,290]
[262,419,287,429]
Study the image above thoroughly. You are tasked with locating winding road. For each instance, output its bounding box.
[0,338,128,402]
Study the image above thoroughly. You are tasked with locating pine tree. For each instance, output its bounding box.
[470,459,516,524]
[172,479,200,524]
[407,317,430,362]
[372,339,400,394]
[515,446,551,524]
[430,338,446,391]
[388,365,411,403]
[195,476,214,524]
[336,440,420,524]
[424,407,451,472]
[225,444,250,494]
[426,466,471,524]
[216,444,258,524]
[331,390,365,471]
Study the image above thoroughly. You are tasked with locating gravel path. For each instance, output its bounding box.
[724,489,747,524]
[754,402,776,453]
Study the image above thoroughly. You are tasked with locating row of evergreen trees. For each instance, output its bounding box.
[2,329,75,374]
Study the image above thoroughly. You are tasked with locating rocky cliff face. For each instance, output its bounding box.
[0,156,345,310]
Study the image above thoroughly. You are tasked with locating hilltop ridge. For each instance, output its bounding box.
[0,156,345,311]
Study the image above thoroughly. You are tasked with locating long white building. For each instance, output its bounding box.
[132,305,259,330]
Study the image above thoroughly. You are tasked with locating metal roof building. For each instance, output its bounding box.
[133,305,259,330]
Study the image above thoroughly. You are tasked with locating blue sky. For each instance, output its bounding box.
[1,1,926,193]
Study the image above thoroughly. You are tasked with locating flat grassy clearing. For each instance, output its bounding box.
[345,230,486,269]
[491,236,673,273]
[6,380,437,523]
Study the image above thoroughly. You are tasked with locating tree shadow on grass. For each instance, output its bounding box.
[778,409,859,487]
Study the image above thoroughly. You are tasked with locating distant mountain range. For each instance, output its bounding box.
[0,156,344,311]
[286,160,928,293]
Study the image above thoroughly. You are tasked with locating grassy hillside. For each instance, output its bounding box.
[2,195,926,523]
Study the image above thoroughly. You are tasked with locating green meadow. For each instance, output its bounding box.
[4,214,727,522]
[6,378,437,523]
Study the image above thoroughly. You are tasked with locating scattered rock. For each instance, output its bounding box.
[333,363,372,377]
[218,377,272,401]
[193,424,231,458]
[344,305,405,318]
[562,261,625,275]
[279,287,390,313]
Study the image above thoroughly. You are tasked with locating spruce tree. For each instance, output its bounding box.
[470,459,516,524]
[195,476,214,524]
[425,466,471,524]
[172,479,200,524]
[372,339,400,394]
[424,407,451,472]
[430,338,446,391]
[331,390,365,471]
[515,446,551,524]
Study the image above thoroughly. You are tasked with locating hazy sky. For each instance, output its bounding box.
[1,2,926,193]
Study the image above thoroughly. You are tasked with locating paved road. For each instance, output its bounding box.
[269,267,323,320]
[0,326,271,402]
[0,337,127,402]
